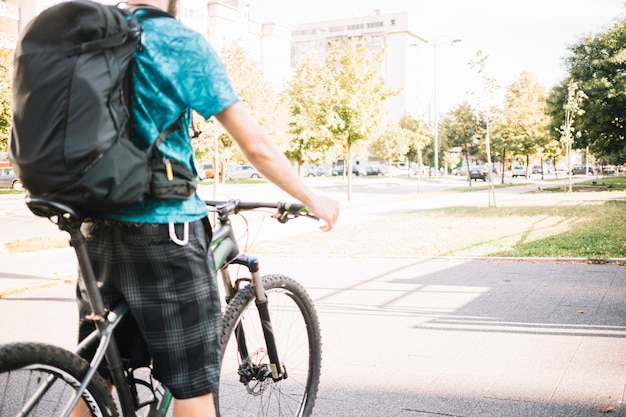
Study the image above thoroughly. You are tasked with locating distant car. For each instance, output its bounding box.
[199,163,215,179]
[453,166,468,176]
[512,166,526,178]
[531,165,543,174]
[469,165,488,181]
[571,166,594,175]
[331,166,362,176]
[226,165,262,180]
[304,165,330,177]
[366,166,383,176]
[382,166,404,176]
[0,168,23,190]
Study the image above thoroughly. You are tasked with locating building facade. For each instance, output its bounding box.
[289,10,427,122]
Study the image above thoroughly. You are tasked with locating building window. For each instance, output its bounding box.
[347,23,364,31]
[390,19,396,26]
[366,21,383,29]
[329,25,345,32]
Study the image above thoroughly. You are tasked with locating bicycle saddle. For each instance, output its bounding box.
[25,196,86,221]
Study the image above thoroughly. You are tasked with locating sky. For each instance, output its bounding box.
[248,0,625,114]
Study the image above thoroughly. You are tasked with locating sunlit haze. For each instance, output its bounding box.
[248,0,624,114]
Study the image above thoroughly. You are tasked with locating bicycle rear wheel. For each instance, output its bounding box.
[0,342,117,417]
[219,274,321,417]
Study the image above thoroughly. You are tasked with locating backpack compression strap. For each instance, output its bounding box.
[66,6,142,56]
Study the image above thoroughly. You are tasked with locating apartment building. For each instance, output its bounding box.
[289,10,427,122]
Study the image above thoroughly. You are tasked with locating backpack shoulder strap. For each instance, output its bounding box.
[145,108,189,158]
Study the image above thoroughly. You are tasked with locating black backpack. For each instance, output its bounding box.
[9,0,196,212]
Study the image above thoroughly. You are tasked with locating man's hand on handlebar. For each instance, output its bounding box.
[303,194,340,232]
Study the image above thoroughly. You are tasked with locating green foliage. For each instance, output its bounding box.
[323,39,397,159]
[370,122,410,162]
[497,71,550,167]
[284,57,336,170]
[399,114,431,169]
[441,102,481,166]
[0,48,13,152]
[546,18,626,163]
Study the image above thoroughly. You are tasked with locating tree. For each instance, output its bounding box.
[468,50,500,204]
[0,48,13,152]
[370,122,410,173]
[546,18,626,163]
[399,114,431,179]
[440,102,481,186]
[284,57,336,174]
[323,38,397,201]
[498,71,549,178]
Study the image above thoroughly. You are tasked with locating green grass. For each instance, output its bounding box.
[252,194,626,261]
[0,188,25,195]
[539,176,626,192]
[4,235,70,253]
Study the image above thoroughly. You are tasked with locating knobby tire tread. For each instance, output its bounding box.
[0,342,117,417]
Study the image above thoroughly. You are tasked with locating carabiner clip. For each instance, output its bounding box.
[169,222,189,246]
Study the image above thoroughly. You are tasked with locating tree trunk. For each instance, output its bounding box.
[464,143,472,187]
[347,142,353,202]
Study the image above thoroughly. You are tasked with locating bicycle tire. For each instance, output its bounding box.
[219,274,321,417]
[0,342,117,417]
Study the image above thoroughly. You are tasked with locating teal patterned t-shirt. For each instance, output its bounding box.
[103,8,239,223]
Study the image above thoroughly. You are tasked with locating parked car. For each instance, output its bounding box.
[303,165,330,177]
[226,165,262,180]
[531,165,543,174]
[453,166,468,176]
[366,166,383,176]
[382,166,404,176]
[0,168,23,190]
[331,166,362,176]
[199,163,215,179]
[469,165,488,181]
[512,166,526,178]
[571,166,594,175]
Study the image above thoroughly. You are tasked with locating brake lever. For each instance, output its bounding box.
[272,208,318,224]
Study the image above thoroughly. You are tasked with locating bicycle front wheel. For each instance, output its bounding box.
[0,342,117,417]
[219,274,321,417]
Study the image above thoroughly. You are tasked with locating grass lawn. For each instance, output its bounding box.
[252,177,626,261]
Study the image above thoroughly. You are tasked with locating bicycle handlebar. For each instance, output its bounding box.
[205,199,318,223]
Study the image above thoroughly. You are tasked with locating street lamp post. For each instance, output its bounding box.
[432,38,461,178]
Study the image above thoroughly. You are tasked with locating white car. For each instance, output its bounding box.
[0,168,23,190]
[512,166,526,178]
[226,165,262,180]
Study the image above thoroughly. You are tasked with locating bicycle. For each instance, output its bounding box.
[0,196,322,417]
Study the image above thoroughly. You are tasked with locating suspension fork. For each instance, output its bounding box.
[228,255,285,381]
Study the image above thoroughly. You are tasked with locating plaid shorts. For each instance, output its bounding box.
[76,218,222,399]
